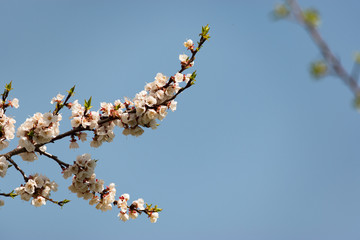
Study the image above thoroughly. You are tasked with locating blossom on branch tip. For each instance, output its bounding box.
[10,98,19,108]
[184,39,193,49]
[50,94,65,104]
[149,212,159,223]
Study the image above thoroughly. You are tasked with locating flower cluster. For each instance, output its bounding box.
[69,100,106,148]
[70,100,100,130]
[0,105,17,151]
[63,154,111,210]
[0,156,9,178]
[17,112,61,161]
[93,71,187,139]
[15,174,58,207]
[117,195,147,222]
[66,70,190,149]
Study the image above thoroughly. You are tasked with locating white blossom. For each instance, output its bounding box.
[129,210,138,219]
[150,212,159,223]
[24,179,36,194]
[0,156,9,178]
[118,211,129,222]
[79,132,87,142]
[184,39,193,49]
[146,96,157,106]
[19,152,38,162]
[179,54,189,63]
[31,196,46,207]
[174,72,184,83]
[10,98,19,108]
[69,141,79,149]
[50,93,65,104]
[169,100,177,112]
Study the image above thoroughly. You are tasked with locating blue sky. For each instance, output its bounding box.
[1,0,360,239]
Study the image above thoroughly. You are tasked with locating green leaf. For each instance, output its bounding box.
[5,81,13,91]
[353,95,360,110]
[58,199,71,207]
[84,97,93,111]
[354,52,360,64]
[190,71,197,80]
[310,60,327,79]
[303,8,320,27]
[67,85,76,96]
[9,191,17,199]
[27,129,35,137]
[273,4,290,19]
[199,24,210,40]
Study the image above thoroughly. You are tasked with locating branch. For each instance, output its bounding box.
[0,26,210,162]
[286,0,360,96]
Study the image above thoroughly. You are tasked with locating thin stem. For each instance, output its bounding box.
[53,85,75,115]
[7,157,28,182]
[42,195,70,207]
[36,149,70,169]
[0,192,17,197]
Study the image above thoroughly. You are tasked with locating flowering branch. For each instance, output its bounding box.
[0,25,210,223]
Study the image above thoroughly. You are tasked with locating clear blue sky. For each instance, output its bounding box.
[1,0,360,239]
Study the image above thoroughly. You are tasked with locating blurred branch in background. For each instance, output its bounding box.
[273,0,360,108]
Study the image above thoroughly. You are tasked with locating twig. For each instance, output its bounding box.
[42,195,70,207]
[0,192,17,198]
[287,0,360,96]
[7,157,28,182]
[35,149,70,170]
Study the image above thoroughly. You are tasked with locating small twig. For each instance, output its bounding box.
[35,149,70,169]
[42,195,70,207]
[7,157,28,182]
[53,85,75,115]
[0,191,17,198]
